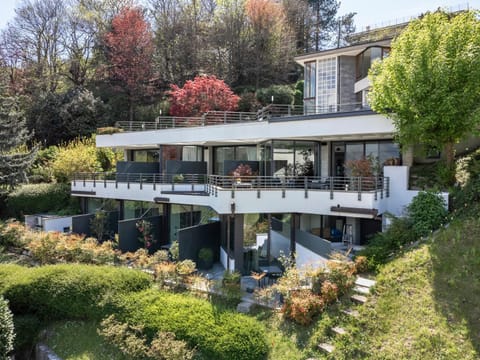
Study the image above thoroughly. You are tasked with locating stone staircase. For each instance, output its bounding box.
[317,276,376,357]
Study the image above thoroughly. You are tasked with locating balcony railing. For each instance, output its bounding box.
[72,173,389,200]
[112,102,372,132]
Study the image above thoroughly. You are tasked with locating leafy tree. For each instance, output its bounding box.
[0,296,15,360]
[244,0,294,88]
[28,88,108,146]
[0,94,37,191]
[369,11,480,184]
[168,75,240,117]
[104,7,154,122]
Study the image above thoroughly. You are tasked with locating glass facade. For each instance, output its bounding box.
[214,146,258,175]
[317,57,337,113]
[304,61,316,114]
[356,46,390,80]
[131,149,159,162]
[271,140,318,176]
[123,201,163,220]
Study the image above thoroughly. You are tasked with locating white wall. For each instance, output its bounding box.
[384,166,448,217]
[220,247,235,271]
[296,243,328,270]
[97,114,394,148]
[44,217,72,232]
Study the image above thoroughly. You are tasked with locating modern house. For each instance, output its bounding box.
[70,27,444,274]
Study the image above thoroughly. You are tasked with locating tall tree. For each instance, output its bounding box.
[7,0,67,94]
[0,94,37,191]
[245,0,295,88]
[369,11,480,184]
[104,7,154,122]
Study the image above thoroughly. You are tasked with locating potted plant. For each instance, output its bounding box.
[197,247,214,270]
[344,155,379,191]
[231,163,253,183]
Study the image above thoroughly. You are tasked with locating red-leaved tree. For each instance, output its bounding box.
[104,7,154,122]
[168,75,240,117]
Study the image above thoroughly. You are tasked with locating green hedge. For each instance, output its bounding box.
[115,290,268,360]
[0,264,152,320]
[0,295,15,359]
[6,183,80,219]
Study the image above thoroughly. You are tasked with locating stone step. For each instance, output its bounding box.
[355,277,376,288]
[342,308,360,318]
[351,294,368,304]
[236,301,254,314]
[332,326,347,336]
[318,343,335,354]
[353,285,370,295]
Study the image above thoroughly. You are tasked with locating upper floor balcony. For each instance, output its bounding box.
[71,172,390,217]
[108,102,373,133]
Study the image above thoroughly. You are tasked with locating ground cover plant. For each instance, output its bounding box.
[111,289,268,360]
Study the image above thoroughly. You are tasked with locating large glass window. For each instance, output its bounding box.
[213,146,258,175]
[317,57,337,113]
[273,141,295,176]
[356,46,390,80]
[132,149,159,162]
[304,61,316,99]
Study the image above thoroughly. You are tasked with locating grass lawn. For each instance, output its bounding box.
[331,218,480,359]
[45,321,129,360]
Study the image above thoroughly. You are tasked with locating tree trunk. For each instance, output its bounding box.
[444,142,456,185]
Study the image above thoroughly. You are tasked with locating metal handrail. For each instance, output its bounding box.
[73,172,388,193]
[112,102,372,132]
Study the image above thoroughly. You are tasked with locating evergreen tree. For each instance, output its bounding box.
[0,94,37,191]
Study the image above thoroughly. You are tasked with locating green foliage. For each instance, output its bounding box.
[13,314,41,354]
[237,92,260,112]
[0,264,152,320]
[369,11,480,180]
[169,241,179,261]
[256,84,294,106]
[198,247,213,262]
[99,315,196,360]
[51,137,102,182]
[0,220,29,249]
[294,80,303,106]
[0,94,37,191]
[407,191,447,237]
[360,216,417,270]
[0,295,15,359]
[6,183,80,218]
[28,88,109,146]
[113,289,268,360]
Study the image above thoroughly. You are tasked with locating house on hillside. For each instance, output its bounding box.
[70,25,446,274]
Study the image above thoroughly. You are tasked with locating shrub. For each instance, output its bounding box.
[0,295,15,359]
[359,216,417,270]
[256,84,294,106]
[0,220,29,249]
[113,289,268,360]
[0,264,152,320]
[354,255,369,274]
[12,314,41,355]
[99,314,196,360]
[26,230,117,265]
[282,290,324,326]
[6,183,79,218]
[321,281,339,304]
[407,191,448,237]
[325,260,355,295]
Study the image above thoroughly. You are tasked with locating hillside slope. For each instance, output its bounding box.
[334,219,480,359]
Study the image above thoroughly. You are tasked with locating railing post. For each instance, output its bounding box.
[330,177,334,200]
[73,173,76,186]
[104,174,107,188]
[224,112,227,124]
[374,177,378,200]
[358,177,361,201]
[288,105,291,116]
[153,174,156,191]
[140,173,143,190]
[386,177,390,198]
[127,173,130,189]
[304,177,308,198]
[83,174,86,187]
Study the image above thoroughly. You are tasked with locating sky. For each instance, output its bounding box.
[0,0,479,31]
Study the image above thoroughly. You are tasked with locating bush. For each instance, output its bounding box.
[0,295,15,359]
[256,84,294,106]
[6,183,80,218]
[359,216,417,270]
[407,191,448,237]
[0,264,152,320]
[282,290,324,326]
[99,315,196,360]
[114,290,268,360]
[0,220,29,249]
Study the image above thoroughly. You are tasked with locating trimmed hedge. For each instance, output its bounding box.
[6,183,80,218]
[0,264,152,320]
[114,290,268,360]
[0,295,15,359]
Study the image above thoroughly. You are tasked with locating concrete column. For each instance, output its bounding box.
[233,214,244,273]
